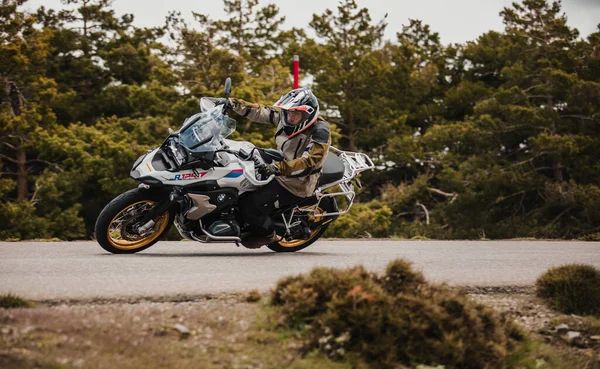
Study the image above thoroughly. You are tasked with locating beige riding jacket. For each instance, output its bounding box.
[231,98,331,198]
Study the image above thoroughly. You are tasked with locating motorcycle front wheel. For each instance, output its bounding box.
[95,188,174,254]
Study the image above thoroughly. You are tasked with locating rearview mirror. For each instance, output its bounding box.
[224,77,231,98]
[261,148,284,162]
[222,78,232,114]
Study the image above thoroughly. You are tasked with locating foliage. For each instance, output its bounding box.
[246,289,263,303]
[1,0,599,240]
[535,264,600,316]
[308,0,390,151]
[271,259,529,369]
[326,201,392,238]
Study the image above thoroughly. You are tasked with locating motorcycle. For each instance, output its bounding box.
[94,78,374,253]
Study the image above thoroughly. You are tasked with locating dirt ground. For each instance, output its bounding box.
[1,289,599,369]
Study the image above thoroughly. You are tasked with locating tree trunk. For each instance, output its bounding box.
[3,76,28,201]
[3,77,15,117]
[16,148,27,201]
[553,157,563,182]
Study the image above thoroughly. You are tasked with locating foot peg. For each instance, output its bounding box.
[285,225,312,241]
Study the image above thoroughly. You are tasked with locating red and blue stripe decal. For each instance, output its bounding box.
[224,169,244,178]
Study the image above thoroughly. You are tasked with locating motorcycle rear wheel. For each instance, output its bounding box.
[267,206,331,253]
[95,188,173,254]
[267,225,329,252]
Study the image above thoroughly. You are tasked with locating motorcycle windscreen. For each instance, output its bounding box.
[179,106,236,152]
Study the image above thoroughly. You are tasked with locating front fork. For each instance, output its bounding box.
[134,185,184,233]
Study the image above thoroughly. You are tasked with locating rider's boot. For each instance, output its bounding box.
[241,231,278,249]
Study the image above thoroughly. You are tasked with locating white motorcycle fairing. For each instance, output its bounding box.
[131,139,265,195]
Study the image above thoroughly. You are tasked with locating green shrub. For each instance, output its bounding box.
[326,201,392,238]
[0,293,33,309]
[245,289,263,303]
[271,266,379,327]
[578,232,600,241]
[271,259,526,369]
[535,264,600,316]
[0,201,50,240]
[379,259,426,295]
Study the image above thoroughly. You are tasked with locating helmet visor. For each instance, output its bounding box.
[284,110,309,126]
[288,105,315,114]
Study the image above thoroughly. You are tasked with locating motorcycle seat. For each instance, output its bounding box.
[318,153,345,186]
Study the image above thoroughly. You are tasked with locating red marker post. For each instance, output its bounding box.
[293,55,299,89]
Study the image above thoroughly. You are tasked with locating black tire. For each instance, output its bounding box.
[266,223,330,253]
[95,188,174,254]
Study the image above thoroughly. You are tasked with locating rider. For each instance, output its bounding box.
[228,88,331,249]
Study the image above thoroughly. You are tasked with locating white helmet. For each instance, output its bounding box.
[273,88,320,137]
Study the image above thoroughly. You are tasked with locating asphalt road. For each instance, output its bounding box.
[1,240,599,300]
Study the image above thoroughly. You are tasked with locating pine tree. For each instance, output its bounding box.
[213,0,285,74]
[309,0,388,151]
[414,0,600,238]
[1,0,58,201]
[37,0,165,123]
[0,0,86,239]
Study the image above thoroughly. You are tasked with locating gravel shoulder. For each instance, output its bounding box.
[468,290,600,368]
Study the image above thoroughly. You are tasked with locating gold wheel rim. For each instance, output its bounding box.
[107,200,169,250]
[277,206,326,248]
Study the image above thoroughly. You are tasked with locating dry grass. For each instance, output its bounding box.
[0,295,345,369]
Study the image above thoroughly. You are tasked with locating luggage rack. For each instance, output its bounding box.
[293,146,375,218]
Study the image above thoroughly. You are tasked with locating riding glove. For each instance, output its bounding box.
[257,163,280,177]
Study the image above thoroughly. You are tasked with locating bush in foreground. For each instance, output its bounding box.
[535,264,600,316]
[271,259,527,369]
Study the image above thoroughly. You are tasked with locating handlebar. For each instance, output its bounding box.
[236,158,276,186]
[173,146,275,187]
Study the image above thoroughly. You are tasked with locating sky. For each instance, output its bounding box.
[26,0,600,45]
